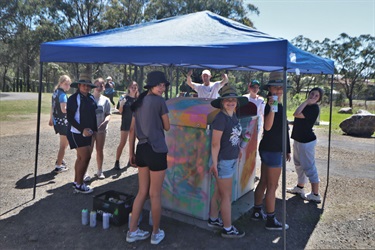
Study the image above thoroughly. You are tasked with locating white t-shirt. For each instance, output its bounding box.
[192,81,222,98]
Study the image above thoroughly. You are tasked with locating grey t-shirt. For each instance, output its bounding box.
[134,94,169,153]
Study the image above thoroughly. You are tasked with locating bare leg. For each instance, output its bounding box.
[74,145,92,185]
[254,162,268,206]
[95,132,106,172]
[129,167,150,232]
[215,177,233,228]
[56,135,68,165]
[209,182,221,218]
[149,169,166,234]
[264,167,281,213]
[116,131,129,161]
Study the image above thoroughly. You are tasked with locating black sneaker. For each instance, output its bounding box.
[207,218,223,229]
[251,209,266,221]
[265,217,289,231]
[114,161,120,170]
[221,226,245,238]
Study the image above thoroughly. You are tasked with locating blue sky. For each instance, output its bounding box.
[245,0,375,41]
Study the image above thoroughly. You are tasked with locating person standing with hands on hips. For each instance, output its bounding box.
[208,85,248,238]
[186,69,228,98]
[287,87,324,203]
[67,73,97,194]
[251,72,291,230]
[126,71,170,245]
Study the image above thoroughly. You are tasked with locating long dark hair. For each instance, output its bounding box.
[309,87,324,102]
[130,90,148,112]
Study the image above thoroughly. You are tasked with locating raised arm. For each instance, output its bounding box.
[186,70,196,90]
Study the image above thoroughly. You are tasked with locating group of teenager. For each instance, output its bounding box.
[49,69,323,244]
[187,69,323,237]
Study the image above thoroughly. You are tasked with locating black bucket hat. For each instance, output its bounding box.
[144,71,170,89]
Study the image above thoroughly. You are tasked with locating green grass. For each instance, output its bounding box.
[0,93,124,122]
[0,93,52,121]
[288,104,375,134]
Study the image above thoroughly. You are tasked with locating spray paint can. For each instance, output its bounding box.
[103,212,110,229]
[81,209,89,225]
[90,210,97,227]
[271,95,278,112]
[240,131,251,149]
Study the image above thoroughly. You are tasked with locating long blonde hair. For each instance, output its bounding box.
[54,75,71,91]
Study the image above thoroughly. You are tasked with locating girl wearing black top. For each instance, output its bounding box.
[67,74,97,194]
[251,72,291,231]
[114,81,139,170]
[287,87,323,203]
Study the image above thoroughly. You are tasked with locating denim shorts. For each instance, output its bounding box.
[259,151,282,168]
[209,158,237,179]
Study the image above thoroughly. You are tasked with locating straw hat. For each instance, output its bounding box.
[211,85,248,109]
[70,73,96,88]
[266,72,284,87]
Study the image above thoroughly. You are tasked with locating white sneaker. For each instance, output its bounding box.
[151,229,165,245]
[83,174,91,182]
[286,186,305,195]
[126,228,150,243]
[303,192,322,203]
[54,165,68,173]
[95,172,105,179]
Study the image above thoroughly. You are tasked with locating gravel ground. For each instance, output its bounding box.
[0,105,374,249]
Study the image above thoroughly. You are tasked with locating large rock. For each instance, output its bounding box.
[338,107,353,114]
[339,113,375,137]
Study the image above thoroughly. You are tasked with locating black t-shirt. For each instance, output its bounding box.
[211,111,242,160]
[291,104,319,143]
[259,103,291,153]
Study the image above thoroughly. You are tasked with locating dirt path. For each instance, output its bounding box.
[0,114,374,249]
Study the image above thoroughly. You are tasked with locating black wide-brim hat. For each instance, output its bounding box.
[211,85,248,109]
[144,71,170,89]
[70,73,97,88]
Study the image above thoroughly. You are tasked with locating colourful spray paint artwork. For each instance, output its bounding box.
[162,98,257,220]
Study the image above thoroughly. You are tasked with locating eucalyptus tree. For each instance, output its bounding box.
[143,0,259,26]
[324,33,375,107]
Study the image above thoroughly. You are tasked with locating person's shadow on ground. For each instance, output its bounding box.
[15,172,57,189]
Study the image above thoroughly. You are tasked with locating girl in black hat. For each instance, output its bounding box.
[67,74,97,194]
[208,85,247,239]
[126,71,170,245]
[251,72,291,230]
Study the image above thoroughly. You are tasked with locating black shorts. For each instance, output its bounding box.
[135,143,167,171]
[67,131,92,149]
[120,119,131,131]
[54,124,68,136]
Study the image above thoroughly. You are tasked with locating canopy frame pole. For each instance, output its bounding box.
[33,62,43,199]
[282,69,288,250]
[322,74,334,208]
